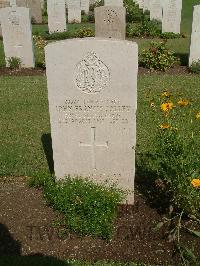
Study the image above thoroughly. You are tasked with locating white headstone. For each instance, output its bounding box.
[162,0,182,34]
[143,0,150,11]
[150,0,162,21]
[95,6,126,40]
[68,0,81,23]
[47,0,66,33]
[16,0,43,24]
[0,7,34,67]
[45,38,138,204]
[104,0,123,6]
[81,0,89,14]
[0,0,10,37]
[135,0,144,9]
[189,5,200,66]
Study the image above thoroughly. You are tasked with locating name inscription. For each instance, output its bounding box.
[56,98,132,125]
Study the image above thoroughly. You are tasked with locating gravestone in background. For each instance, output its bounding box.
[150,0,162,21]
[189,5,200,66]
[95,6,126,40]
[47,0,66,33]
[135,0,144,9]
[17,0,42,24]
[143,0,150,11]
[0,0,10,37]
[45,38,138,204]
[0,6,35,67]
[68,0,81,23]
[104,0,123,6]
[162,0,182,34]
[81,0,89,14]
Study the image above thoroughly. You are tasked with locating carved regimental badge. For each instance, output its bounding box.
[75,52,110,94]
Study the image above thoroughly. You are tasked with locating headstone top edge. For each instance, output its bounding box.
[45,38,138,50]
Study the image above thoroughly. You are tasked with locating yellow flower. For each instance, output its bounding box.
[191,179,200,188]
[161,102,174,112]
[160,124,170,129]
[196,111,200,119]
[177,99,189,107]
[161,91,172,97]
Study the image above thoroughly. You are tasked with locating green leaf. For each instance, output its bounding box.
[187,229,200,238]
[153,221,164,231]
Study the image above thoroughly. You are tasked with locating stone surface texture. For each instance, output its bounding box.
[104,0,123,6]
[47,0,66,33]
[68,0,81,23]
[45,38,138,203]
[150,0,162,21]
[0,6,34,67]
[95,6,126,40]
[16,0,42,24]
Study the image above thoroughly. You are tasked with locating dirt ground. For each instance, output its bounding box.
[0,177,199,265]
[0,66,194,77]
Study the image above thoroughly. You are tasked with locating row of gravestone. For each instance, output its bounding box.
[134,0,182,34]
[0,1,200,68]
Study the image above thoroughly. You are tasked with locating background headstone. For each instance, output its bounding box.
[47,0,67,33]
[16,0,42,24]
[1,6,35,67]
[95,6,126,40]
[104,0,123,6]
[45,38,138,204]
[0,0,10,37]
[81,0,89,14]
[143,0,150,11]
[162,0,182,34]
[68,0,81,23]
[150,0,162,21]
[189,5,200,66]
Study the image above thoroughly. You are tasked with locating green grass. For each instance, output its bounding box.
[0,75,199,177]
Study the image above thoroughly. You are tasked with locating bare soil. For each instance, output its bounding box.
[0,177,199,265]
[0,66,195,77]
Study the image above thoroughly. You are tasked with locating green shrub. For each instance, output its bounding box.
[140,41,178,71]
[124,0,143,23]
[152,92,200,217]
[29,175,124,239]
[74,27,95,38]
[189,60,200,74]
[127,19,161,38]
[160,32,181,39]
[7,57,22,69]
[42,31,70,40]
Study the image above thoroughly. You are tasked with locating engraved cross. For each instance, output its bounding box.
[79,127,109,170]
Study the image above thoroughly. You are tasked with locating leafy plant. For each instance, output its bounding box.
[7,57,22,69]
[140,41,178,71]
[74,27,94,38]
[160,32,181,39]
[189,60,200,74]
[124,0,143,23]
[29,175,124,239]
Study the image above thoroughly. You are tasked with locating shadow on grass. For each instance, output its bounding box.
[175,53,188,66]
[135,152,172,214]
[41,133,54,175]
[0,223,68,266]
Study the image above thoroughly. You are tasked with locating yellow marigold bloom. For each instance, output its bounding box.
[191,179,200,188]
[160,124,170,129]
[161,91,172,97]
[161,102,174,112]
[177,99,189,107]
[196,111,200,119]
